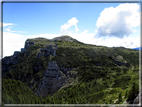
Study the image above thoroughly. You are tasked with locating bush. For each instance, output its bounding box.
[127,82,139,102]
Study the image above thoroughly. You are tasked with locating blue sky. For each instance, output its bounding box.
[2,2,141,58]
[3,3,123,35]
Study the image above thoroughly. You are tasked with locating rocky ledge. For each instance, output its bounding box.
[35,61,77,97]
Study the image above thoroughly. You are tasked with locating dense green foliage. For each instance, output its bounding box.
[2,35,139,105]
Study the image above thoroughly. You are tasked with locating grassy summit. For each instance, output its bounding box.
[2,35,139,105]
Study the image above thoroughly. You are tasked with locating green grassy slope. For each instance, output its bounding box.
[2,35,139,104]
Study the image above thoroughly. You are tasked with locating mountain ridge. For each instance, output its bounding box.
[2,35,139,105]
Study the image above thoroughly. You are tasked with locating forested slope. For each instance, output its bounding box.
[2,35,140,105]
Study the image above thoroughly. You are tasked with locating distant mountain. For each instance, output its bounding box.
[133,47,142,50]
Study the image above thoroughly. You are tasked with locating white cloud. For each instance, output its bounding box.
[83,30,89,34]
[4,29,11,32]
[30,34,61,39]
[96,3,140,38]
[60,17,79,34]
[4,27,27,33]
[1,22,26,33]
[3,23,14,27]
[94,36,140,48]
[3,32,27,57]
[69,32,140,49]
[17,31,27,33]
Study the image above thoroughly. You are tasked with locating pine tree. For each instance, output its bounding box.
[109,99,112,104]
[127,82,139,102]
[118,93,122,103]
[125,90,128,97]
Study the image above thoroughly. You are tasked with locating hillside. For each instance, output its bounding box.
[2,35,140,105]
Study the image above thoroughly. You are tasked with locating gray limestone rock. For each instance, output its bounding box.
[40,43,57,57]
[21,48,26,52]
[14,51,20,55]
[35,61,72,97]
[53,50,56,57]
[3,55,18,65]
[36,51,43,59]
[24,40,35,49]
[2,55,19,76]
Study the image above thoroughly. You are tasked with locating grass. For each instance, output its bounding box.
[2,35,139,104]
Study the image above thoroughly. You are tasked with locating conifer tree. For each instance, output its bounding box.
[118,93,122,103]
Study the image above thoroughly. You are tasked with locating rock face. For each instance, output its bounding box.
[21,48,26,52]
[36,51,43,59]
[24,40,35,49]
[3,39,35,76]
[37,43,57,59]
[35,61,69,97]
[13,40,34,56]
[2,54,19,76]
[3,39,77,97]
[14,51,20,55]
[35,43,76,97]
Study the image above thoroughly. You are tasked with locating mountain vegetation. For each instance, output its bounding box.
[2,35,140,106]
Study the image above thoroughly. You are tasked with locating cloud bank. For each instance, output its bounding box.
[60,17,79,34]
[95,3,140,38]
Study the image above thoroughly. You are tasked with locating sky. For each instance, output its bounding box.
[1,1,141,58]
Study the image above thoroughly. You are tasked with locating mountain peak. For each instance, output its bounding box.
[52,35,78,42]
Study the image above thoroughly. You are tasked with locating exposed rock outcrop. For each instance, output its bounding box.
[13,40,34,56]
[24,40,35,49]
[35,61,76,97]
[3,40,35,76]
[37,43,57,59]
[108,54,130,67]
[2,54,19,76]
[14,51,20,55]
[21,48,26,52]
[36,51,43,59]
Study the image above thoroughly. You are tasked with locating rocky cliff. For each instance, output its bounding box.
[2,38,78,98]
[35,61,77,97]
[2,40,35,76]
